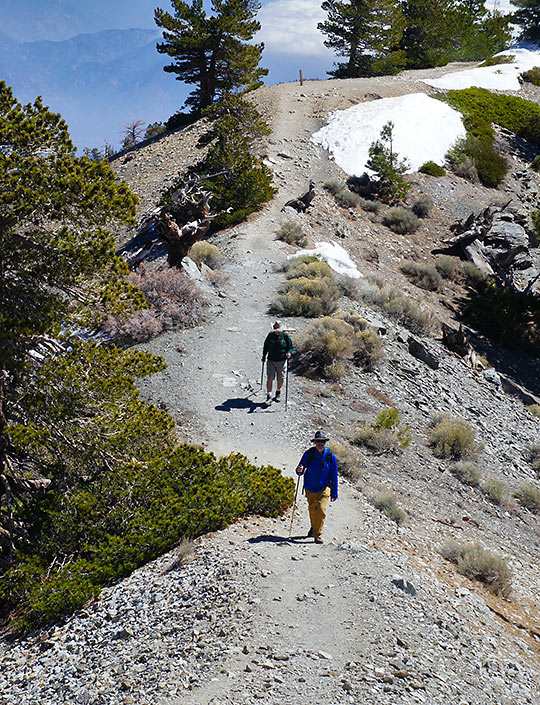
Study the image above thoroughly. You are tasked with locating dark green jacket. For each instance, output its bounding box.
[263,332,294,361]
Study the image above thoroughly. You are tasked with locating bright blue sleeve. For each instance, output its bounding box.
[330,452,338,499]
[299,450,310,468]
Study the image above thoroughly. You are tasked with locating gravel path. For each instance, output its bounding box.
[2,68,540,705]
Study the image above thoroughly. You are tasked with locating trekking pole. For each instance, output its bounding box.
[288,473,301,539]
[260,358,264,388]
[285,359,289,411]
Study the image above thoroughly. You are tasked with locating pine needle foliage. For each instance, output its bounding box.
[366,121,410,203]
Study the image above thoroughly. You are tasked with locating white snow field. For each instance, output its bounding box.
[422,47,540,91]
[311,92,466,176]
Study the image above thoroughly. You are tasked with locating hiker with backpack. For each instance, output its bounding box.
[295,431,338,544]
[261,321,293,404]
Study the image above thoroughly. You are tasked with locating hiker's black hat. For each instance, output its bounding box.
[311,430,329,443]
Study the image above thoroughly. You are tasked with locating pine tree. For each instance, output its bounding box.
[450,1,511,61]
[400,0,455,68]
[155,0,267,115]
[513,0,540,43]
[365,121,410,203]
[318,0,406,78]
[0,83,165,557]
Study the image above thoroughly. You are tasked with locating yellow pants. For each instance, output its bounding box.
[305,488,331,539]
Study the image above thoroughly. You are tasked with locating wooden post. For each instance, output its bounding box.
[299,69,303,86]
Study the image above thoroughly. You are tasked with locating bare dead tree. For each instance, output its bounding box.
[121,120,146,150]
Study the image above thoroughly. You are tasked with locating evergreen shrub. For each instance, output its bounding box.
[276,221,307,246]
[479,54,514,67]
[513,483,540,513]
[400,261,442,291]
[370,490,406,524]
[520,66,540,86]
[447,135,507,187]
[419,161,445,176]
[440,541,512,596]
[0,448,294,633]
[188,241,224,269]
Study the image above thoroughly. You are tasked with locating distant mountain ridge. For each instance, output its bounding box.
[0,27,187,150]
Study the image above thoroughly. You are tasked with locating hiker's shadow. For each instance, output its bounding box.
[248,534,310,544]
[215,397,267,414]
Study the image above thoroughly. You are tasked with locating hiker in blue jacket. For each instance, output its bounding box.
[296,430,338,544]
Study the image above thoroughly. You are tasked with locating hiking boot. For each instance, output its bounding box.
[314,537,323,544]
[274,389,281,402]
[307,527,313,538]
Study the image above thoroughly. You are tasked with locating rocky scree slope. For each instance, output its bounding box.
[1,69,540,705]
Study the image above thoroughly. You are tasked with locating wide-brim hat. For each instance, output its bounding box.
[311,430,329,443]
[272,320,284,332]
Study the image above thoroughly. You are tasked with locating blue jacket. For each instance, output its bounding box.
[298,447,338,499]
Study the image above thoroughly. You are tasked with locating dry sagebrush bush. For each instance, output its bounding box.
[440,541,512,597]
[526,403,540,419]
[461,261,487,288]
[400,260,442,291]
[354,408,411,454]
[271,277,340,318]
[480,477,505,504]
[429,414,478,460]
[326,442,362,481]
[102,264,208,343]
[435,255,460,281]
[286,259,334,280]
[335,188,363,209]
[526,444,540,476]
[451,461,481,487]
[356,276,434,335]
[276,221,307,246]
[513,483,540,513]
[188,241,224,269]
[324,178,345,195]
[370,490,406,524]
[411,193,433,218]
[383,206,420,234]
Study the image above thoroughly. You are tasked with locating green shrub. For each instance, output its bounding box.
[335,188,363,209]
[530,155,540,172]
[411,193,433,218]
[463,278,540,354]
[286,259,334,281]
[0,448,294,633]
[513,483,540,513]
[358,197,382,213]
[357,276,434,335]
[440,541,512,597]
[435,256,460,281]
[324,178,345,195]
[419,161,445,176]
[276,221,307,246]
[366,121,410,204]
[451,461,481,487]
[429,415,478,460]
[271,277,340,318]
[400,260,442,291]
[370,490,406,524]
[526,403,540,418]
[447,135,507,188]
[354,408,411,454]
[481,476,505,504]
[461,261,487,288]
[188,241,224,269]
[383,206,420,234]
[445,88,540,150]
[326,442,362,480]
[479,54,514,67]
[520,66,540,86]
[532,211,540,241]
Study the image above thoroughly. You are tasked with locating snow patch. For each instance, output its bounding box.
[291,241,362,279]
[312,93,465,176]
[422,47,540,91]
